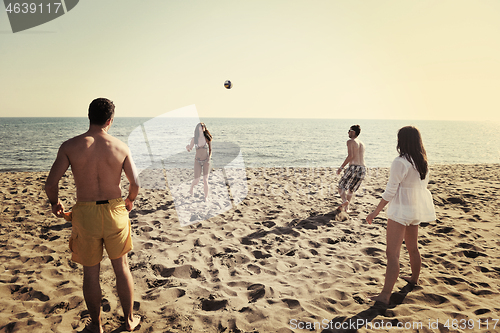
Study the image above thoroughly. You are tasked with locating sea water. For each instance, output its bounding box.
[0,117,499,172]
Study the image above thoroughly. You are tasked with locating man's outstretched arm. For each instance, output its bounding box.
[45,144,70,217]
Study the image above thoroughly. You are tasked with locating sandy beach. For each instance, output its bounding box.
[1,164,499,332]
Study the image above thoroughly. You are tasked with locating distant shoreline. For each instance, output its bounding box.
[2,162,499,175]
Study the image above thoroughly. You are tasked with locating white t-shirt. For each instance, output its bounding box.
[382,156,436,226]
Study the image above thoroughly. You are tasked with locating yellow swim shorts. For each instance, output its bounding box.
[69,198,133,266]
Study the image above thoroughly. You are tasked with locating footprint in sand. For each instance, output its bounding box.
[462,250,487,259]
[11,285,50,302]
[247,284,265,303]
[20,255,54,264]
[418,292,449,306]
[281,298,301,309]
[246,264,261,274]
[151,264,202,279]
[201,298,228,311]
[101,298,111,312]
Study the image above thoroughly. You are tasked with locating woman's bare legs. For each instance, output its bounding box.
[370,219,406,304]
[402,224,420,285]
[202,161,211,201]
[189,160,202,196]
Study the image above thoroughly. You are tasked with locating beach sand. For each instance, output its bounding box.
[1,164,499,332]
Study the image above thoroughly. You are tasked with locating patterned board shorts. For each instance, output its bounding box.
[338,165,366,192]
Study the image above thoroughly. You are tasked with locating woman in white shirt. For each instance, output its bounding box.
[366,126,436,305]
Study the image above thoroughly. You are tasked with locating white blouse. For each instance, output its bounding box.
[382,156,436,225]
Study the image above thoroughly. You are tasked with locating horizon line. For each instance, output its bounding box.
[0,116,496,123]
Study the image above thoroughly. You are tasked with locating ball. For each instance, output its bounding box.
[224,80,232,89]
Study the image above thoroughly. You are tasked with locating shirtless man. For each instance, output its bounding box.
[45,98,141,333]
[336,125,366,212]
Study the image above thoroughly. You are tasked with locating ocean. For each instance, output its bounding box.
[0,117,499,172]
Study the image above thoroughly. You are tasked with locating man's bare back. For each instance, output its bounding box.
[63,129,133,201]
[46,124,139,214]
[347,137,365,167]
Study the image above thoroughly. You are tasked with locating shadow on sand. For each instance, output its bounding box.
[321,282,417,333]
[240,207,349,245]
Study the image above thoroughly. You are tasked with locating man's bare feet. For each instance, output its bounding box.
[369,293,390,305]
[80,319,103,333]
[125,314,141,331]
[402,276,418,285]
[338,200,349,212]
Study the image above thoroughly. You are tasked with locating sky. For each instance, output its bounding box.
[1,0,500,121]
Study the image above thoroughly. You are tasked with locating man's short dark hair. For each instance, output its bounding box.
[351,125,361,137]
[88,98,115,126]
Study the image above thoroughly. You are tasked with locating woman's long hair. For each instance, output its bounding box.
[397,126,428,180]
[194,122,212,143]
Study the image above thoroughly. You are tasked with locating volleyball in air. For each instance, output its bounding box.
[224,80,232,89]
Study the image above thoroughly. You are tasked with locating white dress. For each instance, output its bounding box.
[381,156,436,226]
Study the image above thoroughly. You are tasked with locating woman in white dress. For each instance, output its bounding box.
[366,126,436,305]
